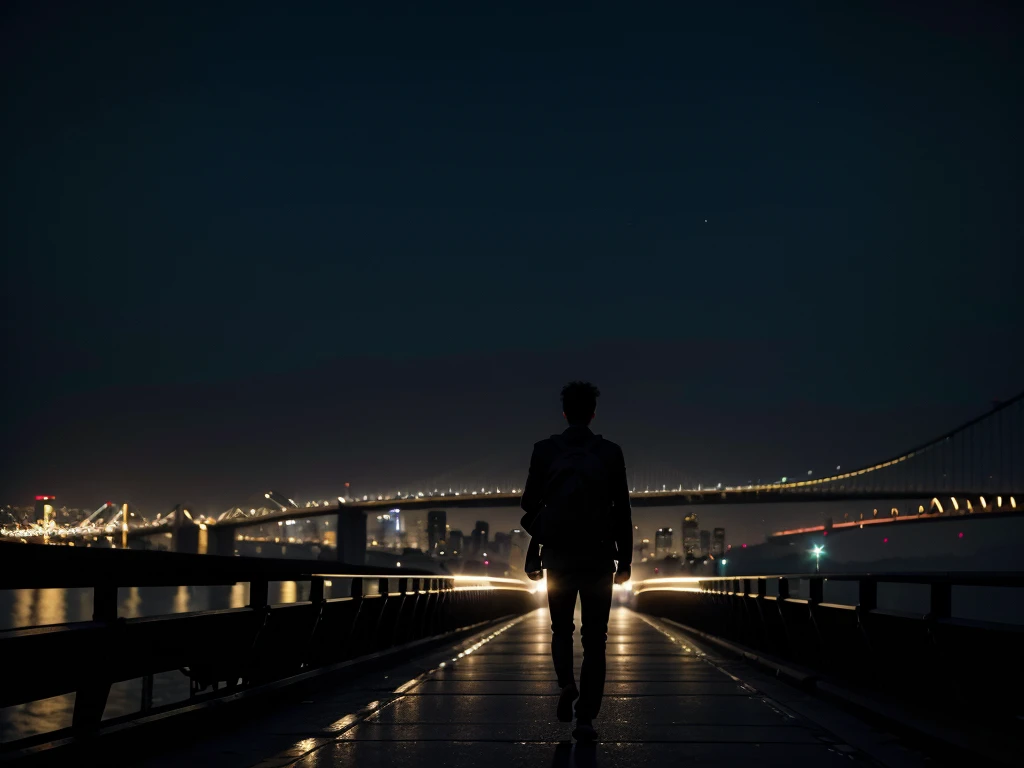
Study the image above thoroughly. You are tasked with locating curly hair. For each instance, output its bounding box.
[560,381,600,425]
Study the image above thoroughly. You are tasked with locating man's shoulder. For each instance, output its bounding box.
[593,435,624,457]
[531,436,560,457]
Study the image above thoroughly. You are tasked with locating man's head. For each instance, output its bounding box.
[561,381,600,426]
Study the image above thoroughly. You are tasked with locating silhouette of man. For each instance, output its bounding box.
[520,381,632,741]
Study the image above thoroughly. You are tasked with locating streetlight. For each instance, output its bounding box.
[811,545,824,573]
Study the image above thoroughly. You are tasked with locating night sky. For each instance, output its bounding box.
[2,2,1021,519]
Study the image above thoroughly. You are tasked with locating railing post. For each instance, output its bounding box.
[140,673,154,713]
[809,577,823,605]
[249,579,269,608]
[73,585,119,729]
[93,584,118,622]
[778,577,790,601]
[303,576,327,668]
[858,579,877,613]
[309,577,325,604]
[929,582,952,621]
[346,577,365,659]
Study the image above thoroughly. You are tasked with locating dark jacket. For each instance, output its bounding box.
[520,425,633,572]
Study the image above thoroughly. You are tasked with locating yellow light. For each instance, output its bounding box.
[979,496,987,509]
[951,497,959,511]
[931,497,944,514]
[966,499,974,512]
[1012,497,1017,509]
[997,496,1002,508]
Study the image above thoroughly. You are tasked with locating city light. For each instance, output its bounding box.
[811,544,824,572]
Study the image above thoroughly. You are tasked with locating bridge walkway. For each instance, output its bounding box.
[142,607,925,768]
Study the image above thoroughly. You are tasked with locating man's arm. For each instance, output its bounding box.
[520,442,546,530]
[612,445,633,572]
[524,537,542,579]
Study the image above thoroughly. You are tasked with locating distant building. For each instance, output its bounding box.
[400,510,429,551]
[447,530,464,557]
[371,509,401,548]
[471,521,489,556]
[682,513,699,556]
[34,496,56,526]
[493,531,511,560]
[427,510,447,552]
[712,527,726,556]
[636,538,650,560]
[700,529,711,557]
[655,527,673,557]
[510,528,529,571]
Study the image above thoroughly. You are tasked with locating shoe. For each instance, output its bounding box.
[556,682,579,722]
[572,718,598,741]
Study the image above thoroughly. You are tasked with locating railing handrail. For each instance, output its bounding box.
[0,542,528,590]
[633,571,1024,588]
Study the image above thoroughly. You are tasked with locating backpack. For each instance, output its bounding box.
[528,435,611,547]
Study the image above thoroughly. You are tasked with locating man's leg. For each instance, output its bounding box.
[575,569,614,722]
[545,569,578,689]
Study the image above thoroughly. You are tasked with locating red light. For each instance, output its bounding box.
[823,531,828,536]
[344,482,350,487]
[483,560,490,565]
[958,532,964,539]
[741,543,747,548]
[883,537,888,543]
[34,495,54,501]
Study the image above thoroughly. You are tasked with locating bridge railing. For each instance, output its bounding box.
[633,571,1024,725]
[0,544,539,752]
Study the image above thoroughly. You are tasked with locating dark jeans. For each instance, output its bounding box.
[546,568,614,720]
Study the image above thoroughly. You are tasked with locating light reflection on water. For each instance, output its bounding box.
[0,583,305,744]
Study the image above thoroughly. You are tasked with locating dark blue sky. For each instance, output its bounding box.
[2,1,1021,513]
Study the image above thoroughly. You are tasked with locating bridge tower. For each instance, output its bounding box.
[172,504,200,554]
